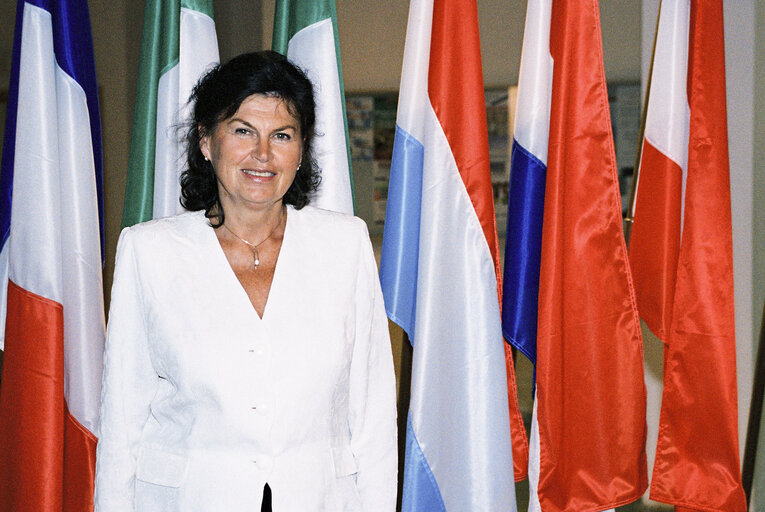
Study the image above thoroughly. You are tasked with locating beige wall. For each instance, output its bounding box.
[260,0,642,92]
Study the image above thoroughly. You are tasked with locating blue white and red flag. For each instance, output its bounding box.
[0,1,105,510]
[502,1,648,510]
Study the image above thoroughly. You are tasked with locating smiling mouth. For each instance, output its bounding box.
[242,169,275,177]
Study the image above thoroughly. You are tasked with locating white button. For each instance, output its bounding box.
[251,403,269,415]
[249,344,266,356]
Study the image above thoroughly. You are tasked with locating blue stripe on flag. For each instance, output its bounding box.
[501,139,547,364]
[0,1,25,252]
[24,0,52,9]
[401,412,446,512]
[380,125,424,340]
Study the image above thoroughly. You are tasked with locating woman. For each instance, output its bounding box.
[95,51,397,511]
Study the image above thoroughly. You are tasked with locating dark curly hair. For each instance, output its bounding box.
[180,51,320,227]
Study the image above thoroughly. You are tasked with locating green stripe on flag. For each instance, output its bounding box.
[181,0,214,19]
[122,0,180,228]
[272,1,334,53]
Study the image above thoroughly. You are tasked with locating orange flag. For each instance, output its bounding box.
[629,1,746,510]
[530,1,648,510]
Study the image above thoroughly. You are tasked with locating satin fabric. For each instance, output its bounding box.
[637,1,746,509]
[629,141,683,340]
[428,0,529,481]
[382,1,519,509]
[0,2,104,510]
[534,1,648,510]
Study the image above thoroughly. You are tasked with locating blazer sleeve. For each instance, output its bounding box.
[94,227,159,511]
[348,220,398,511]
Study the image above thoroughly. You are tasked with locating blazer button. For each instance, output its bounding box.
[251,403,269,415]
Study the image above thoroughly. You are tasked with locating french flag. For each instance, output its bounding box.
[380,0,526,509]
[629,1,746,509]
[503,1,647,510]
[0,1,105,510]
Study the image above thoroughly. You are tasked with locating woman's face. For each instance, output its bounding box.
[200,93,303,215]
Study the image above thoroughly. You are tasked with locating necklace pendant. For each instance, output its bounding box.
[253,249,260,269]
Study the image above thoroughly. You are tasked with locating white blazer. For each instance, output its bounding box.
[94,206,397,511]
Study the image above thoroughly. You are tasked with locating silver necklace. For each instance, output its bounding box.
[222,207,285,269]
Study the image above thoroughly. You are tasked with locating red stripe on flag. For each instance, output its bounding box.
[64,406,98,512]
[629,139,683,340]
[427,0,529,480]
[428,0,498,276]
[0,281,97,511]
[647,1,746,509]
[534,1,647,509]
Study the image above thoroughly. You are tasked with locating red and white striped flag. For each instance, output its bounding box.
[629,1,746,510]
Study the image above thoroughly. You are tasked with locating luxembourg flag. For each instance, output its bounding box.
[272,0,354,214]
[503,1,647,510]
[122,0,218,227]
[380,0,524,509]
[629,1,746,509]
[0,1,105,510]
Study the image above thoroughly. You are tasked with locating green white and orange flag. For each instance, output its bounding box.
[272,0,354,214]
[122,0,219,228]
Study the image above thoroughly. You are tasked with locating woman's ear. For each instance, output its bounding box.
[199,131,210,162]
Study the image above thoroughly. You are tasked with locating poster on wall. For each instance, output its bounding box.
[346,83,640,235]
[346,93,397,230]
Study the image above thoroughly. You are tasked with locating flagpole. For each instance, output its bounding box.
[743,301,765,503]
[624,0,663,247]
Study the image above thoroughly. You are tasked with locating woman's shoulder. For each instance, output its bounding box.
[118,210,208,248]
[291,205,368,237]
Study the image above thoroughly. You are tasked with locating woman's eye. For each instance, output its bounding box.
[234,127,250,135]
[274,132,291,141]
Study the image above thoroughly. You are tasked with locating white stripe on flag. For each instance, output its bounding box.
[9,3,63,304]
[287,18,353,214]
[636,0,690,224]
[513,0,552,164]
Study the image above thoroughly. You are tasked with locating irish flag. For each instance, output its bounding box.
[122,0,219,227]
[0,1,105,510]
[629,1,746,509]
[272,0,354,214]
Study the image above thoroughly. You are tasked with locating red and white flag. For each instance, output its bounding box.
[629,0,746,510]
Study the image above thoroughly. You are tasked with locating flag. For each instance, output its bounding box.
[380,0,526,509]
[0,1,105,510]
[272,0,354,214]
[503,1,648,510]
[122,0,219,227]
[629,1,746,509]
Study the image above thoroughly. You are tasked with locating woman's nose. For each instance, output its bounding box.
[251,138,269,161]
